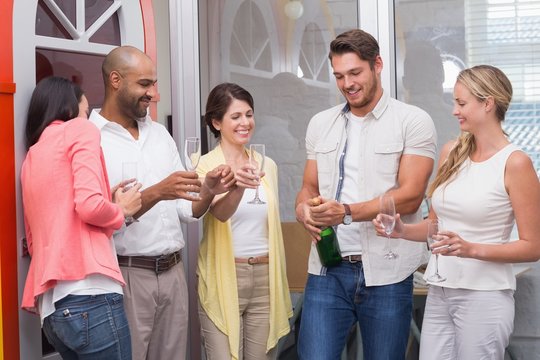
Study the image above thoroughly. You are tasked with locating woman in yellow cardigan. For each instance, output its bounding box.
[197,83,292,360]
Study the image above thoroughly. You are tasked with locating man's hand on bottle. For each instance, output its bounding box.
[310,198,345,228]
[296,197,323,242]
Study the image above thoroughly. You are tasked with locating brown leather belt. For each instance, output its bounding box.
[234,255,269,265]
[117,251,181,274]
[342,255,362,263]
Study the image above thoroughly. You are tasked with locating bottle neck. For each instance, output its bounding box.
[320,227,334,236]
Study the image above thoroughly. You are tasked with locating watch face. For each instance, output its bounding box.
[343,214,353,225]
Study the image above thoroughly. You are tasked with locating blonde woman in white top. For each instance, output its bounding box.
[374,65,540,360]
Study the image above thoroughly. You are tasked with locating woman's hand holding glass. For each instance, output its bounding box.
[432,230,472,258]
[234,162,265,190]
[112,181,143,224]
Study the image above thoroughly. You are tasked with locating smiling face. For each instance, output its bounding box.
[452,81,489,133]
[331,52,383,116]
[116,56,158,121]
[213,98,254,147]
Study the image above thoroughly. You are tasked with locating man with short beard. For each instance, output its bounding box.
[90,46,235,360]
[295,29,437,359]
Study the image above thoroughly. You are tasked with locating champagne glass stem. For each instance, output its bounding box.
[247,144,266,204]
[384,235,395,259]
[383,232,398,260]
[254,185,260,201]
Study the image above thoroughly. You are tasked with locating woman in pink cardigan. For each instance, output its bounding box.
[21,77,142,359]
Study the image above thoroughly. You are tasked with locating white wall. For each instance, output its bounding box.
[153,0,172,127]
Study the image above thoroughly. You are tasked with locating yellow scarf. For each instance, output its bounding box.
[196,145,292,359]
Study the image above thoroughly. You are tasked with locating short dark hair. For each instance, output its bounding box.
[25,76,82,149]
[329,29,380,69]
[204,83,254,138]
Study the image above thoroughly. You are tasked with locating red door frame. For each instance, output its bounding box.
[0,0,20,358]
[0,1,157,359]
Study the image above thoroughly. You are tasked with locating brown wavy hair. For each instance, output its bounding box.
[427,65,513,196]
[329,29,379,70]
[204,83,254,139]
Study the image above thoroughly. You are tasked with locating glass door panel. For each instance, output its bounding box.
[394,1,540,358]
[200,0,358,222]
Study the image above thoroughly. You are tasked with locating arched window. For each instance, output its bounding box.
[230,0,272,72]
[35,0,124,108]
[222,0,277,80]
[298,22,331,84]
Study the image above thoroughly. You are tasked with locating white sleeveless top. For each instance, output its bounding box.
[429,144,520,290]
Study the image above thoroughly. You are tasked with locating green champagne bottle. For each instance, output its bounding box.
[316,226,342,267]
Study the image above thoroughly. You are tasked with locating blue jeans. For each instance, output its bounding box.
[298,261,413,360]
[43,293,132,360]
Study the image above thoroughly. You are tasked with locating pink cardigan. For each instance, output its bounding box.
[21,118,125,313]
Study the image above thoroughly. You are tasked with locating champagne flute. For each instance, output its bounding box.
[184,137,201,198]
[426,219,446,282]
[379,194,398,259]
[122,161,139,224]
[248,144,265,204]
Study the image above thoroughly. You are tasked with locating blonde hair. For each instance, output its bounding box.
[427,65,513,196]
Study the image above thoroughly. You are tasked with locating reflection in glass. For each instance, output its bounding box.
[394,1,540,357]
[36,0,72,39]
[395,0,540,178]
[299,23,330,82]
[36,49,105,109]
[231,0,272,71]
[203,0,358,221]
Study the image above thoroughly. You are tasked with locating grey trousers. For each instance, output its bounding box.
[120,261,188,360]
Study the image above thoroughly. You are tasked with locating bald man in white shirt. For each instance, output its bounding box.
[90,45,235,360]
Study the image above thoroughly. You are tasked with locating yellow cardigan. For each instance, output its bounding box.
[196,145,292,359]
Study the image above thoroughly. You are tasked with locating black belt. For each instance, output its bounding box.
[117,251,181,274]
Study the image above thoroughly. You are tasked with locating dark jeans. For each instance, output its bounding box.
[43,293,131,360]
[298,261,413,360]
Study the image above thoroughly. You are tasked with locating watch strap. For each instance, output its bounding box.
[342,203,352,225]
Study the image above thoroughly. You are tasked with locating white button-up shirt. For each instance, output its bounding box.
[305,91,437,286]
[90,110,196,256]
